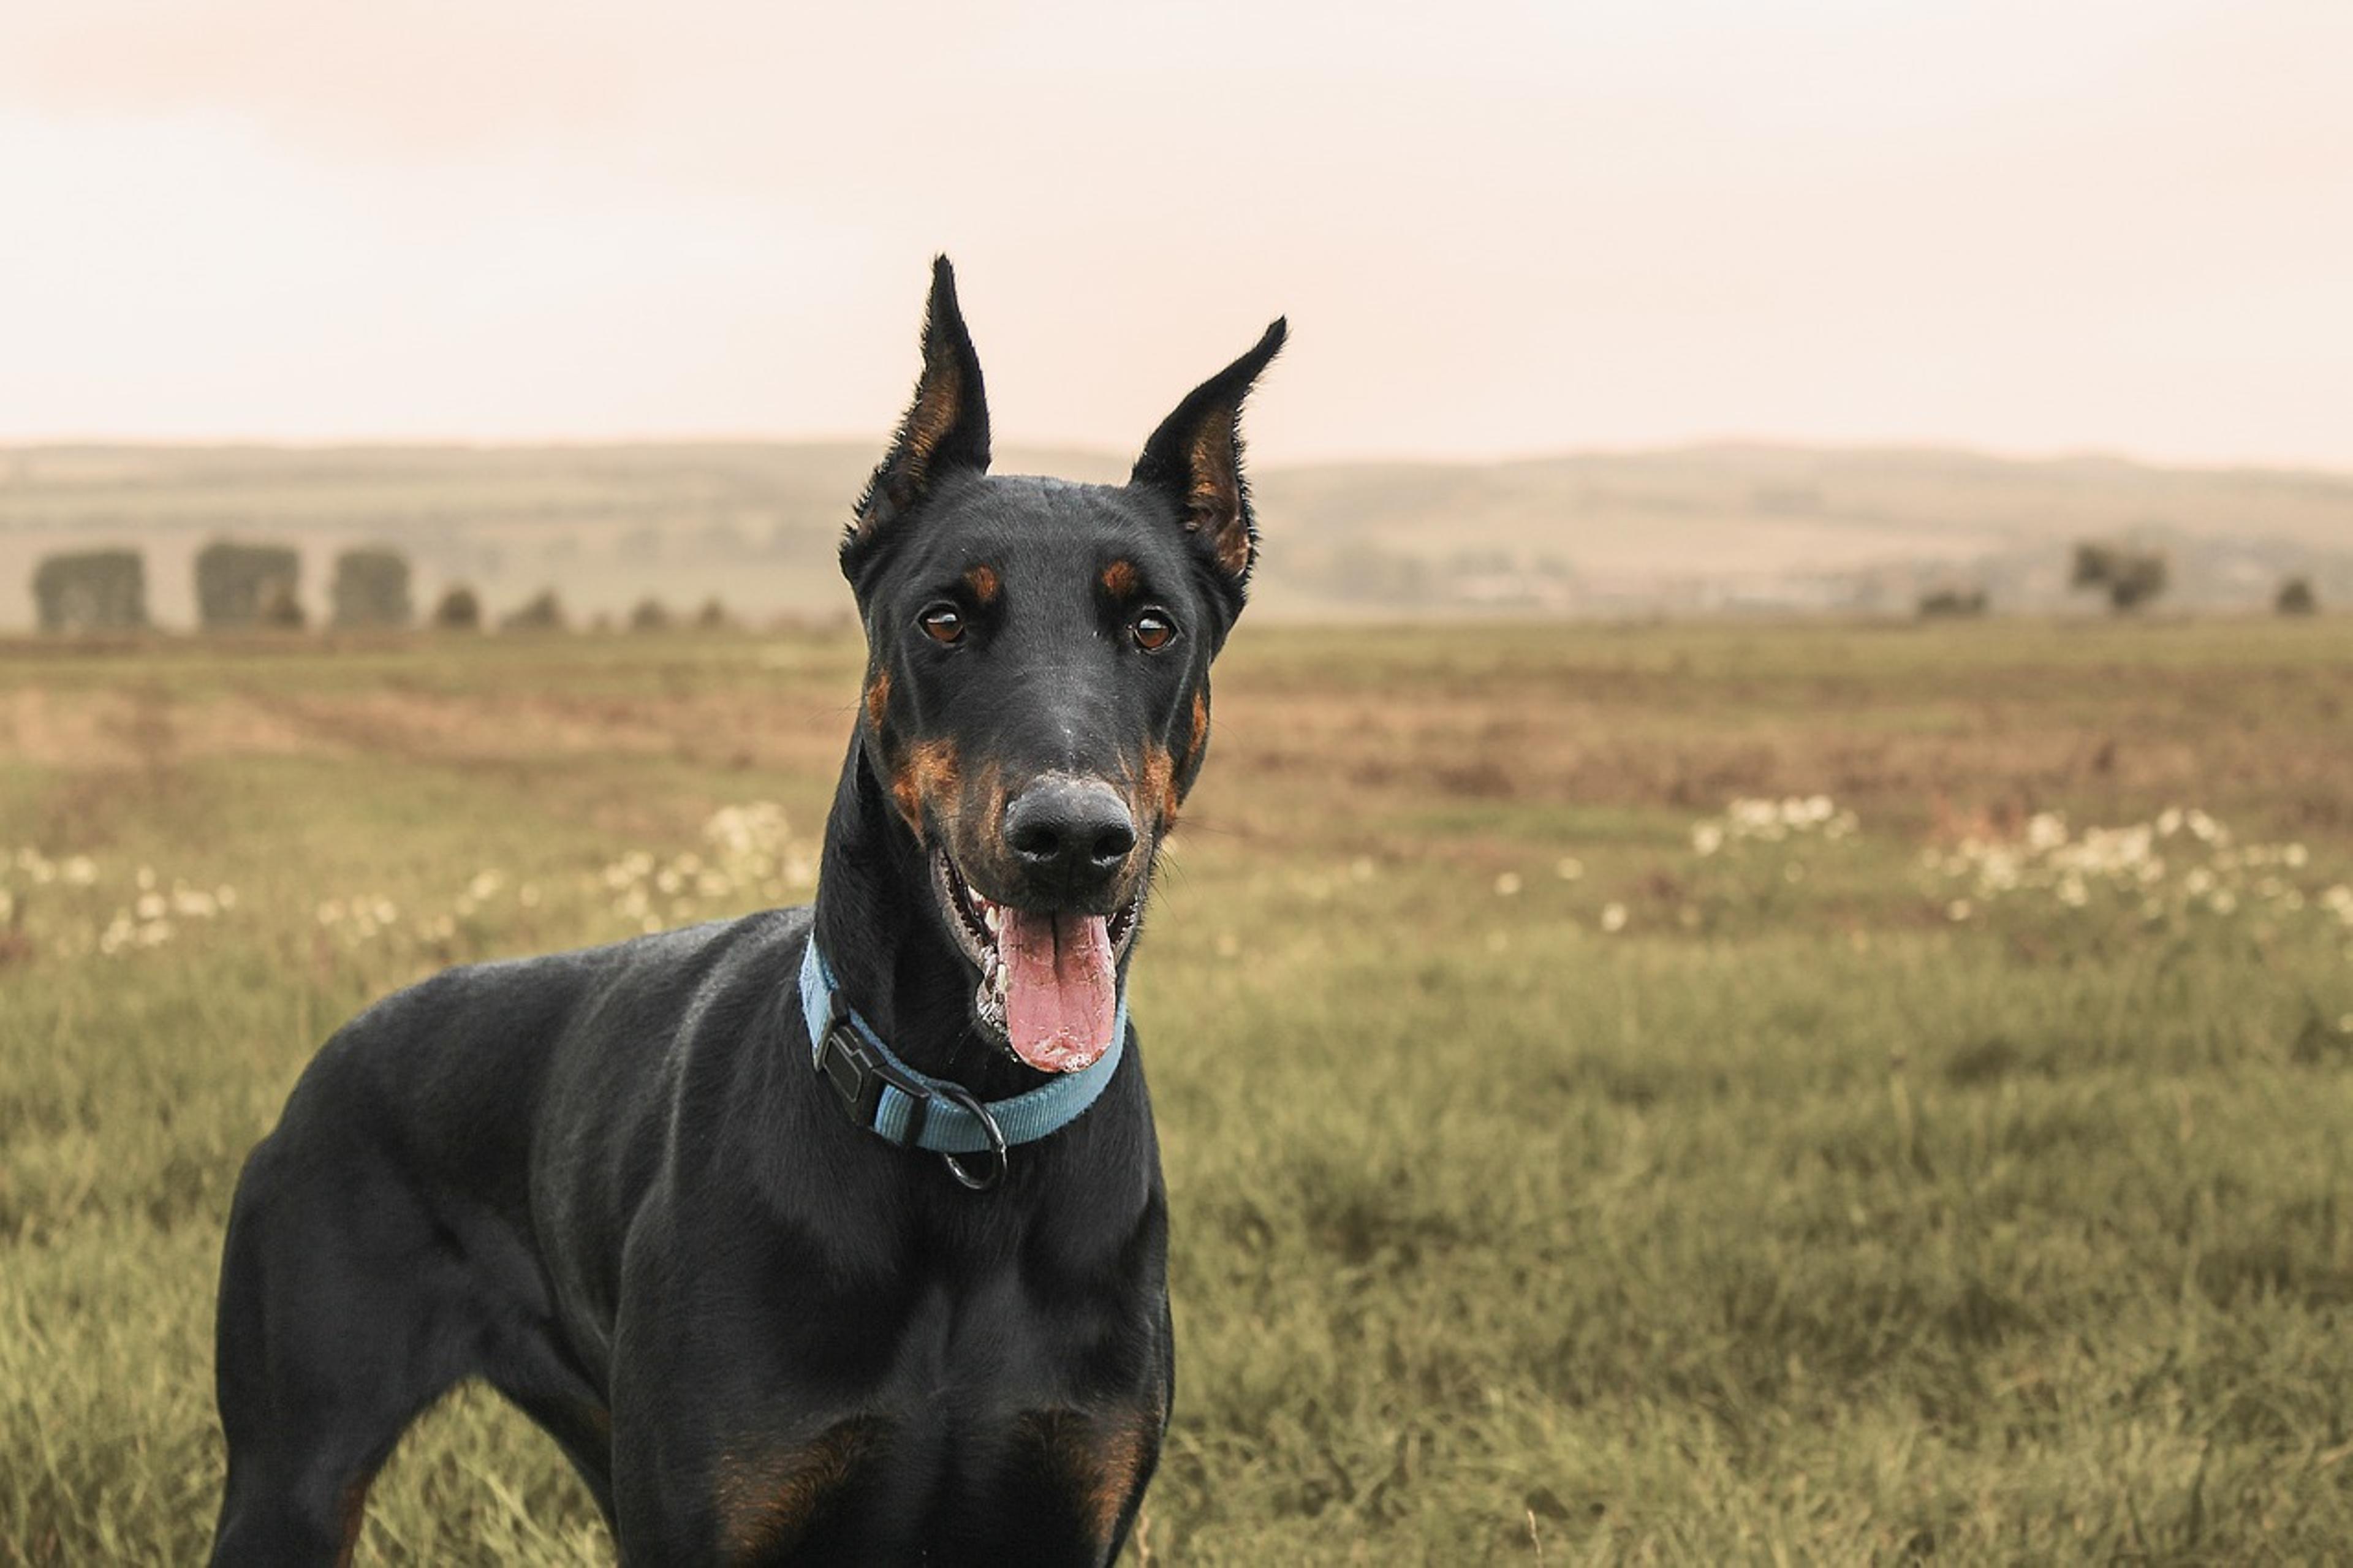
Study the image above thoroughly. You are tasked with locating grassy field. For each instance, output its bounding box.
[4,617,2352,1563]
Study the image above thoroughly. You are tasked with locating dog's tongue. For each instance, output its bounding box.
[1001,908,1117,1073]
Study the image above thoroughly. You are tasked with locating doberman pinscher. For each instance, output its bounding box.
[207,258,1283,1565]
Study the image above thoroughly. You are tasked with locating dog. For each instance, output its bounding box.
[207,257,1284,1565]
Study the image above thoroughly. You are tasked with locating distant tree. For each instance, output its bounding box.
[32,549,147,632]
[2276,576,2319,616]
[694,596,731,631]
[629,597,673,633]
[2071,542,2169,613]
[501,588,567,633]
[1917,586,1989,619]
[194,541,302,629]
[431,585,483,631]
[330,547,412,629]
[256,577,306,630]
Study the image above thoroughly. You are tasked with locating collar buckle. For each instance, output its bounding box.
[813,1014,931,1148]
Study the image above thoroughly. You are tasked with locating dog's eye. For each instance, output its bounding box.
[1130,610,1177,652]
[919,604,965,645]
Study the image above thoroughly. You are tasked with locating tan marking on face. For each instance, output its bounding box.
[1101,559,1139,599]
[892,737,961,834]
[978,759,1009,850]
[964,563,1000,604]
[1186,690,1210,763]
[714,1418,883,1559]
[863,668,892,732]
[1139,742,1180,830]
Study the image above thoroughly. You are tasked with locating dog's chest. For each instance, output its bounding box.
[707,1262,1168,1563]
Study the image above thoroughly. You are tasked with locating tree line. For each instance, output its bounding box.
[29,543,734,635]
[1919,541,2322,619]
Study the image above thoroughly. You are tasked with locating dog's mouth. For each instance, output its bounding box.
[932,848,1140,1074]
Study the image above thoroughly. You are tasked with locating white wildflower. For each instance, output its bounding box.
[1600,903,1629,933]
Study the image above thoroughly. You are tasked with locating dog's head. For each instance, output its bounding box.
[842,257,1283,1073]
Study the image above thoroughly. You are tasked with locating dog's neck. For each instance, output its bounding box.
[809,738,1047,1097]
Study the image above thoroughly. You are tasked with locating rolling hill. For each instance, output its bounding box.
[2,441,2347,629]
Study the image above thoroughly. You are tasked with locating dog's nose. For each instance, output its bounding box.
[1004,778,1136,893]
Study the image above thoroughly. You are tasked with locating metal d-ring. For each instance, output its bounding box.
[933,1081,1007,1192]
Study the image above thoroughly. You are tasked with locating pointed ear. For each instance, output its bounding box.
[844,256,991,570]
[1131,318,1286,588]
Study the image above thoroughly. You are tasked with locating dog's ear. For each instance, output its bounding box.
[1131,319,1287,590]
[844,257,992,575]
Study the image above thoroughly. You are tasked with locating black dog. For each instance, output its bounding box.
[207,258,1283,1565]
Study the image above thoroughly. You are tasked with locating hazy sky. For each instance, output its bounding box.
[4,1,2349,467]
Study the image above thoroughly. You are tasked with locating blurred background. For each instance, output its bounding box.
[4,3,2352,1562]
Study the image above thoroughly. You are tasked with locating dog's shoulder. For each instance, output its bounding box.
[373,905,809,1029]
[286,907,814,1134]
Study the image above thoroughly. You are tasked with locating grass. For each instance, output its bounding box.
[4,616,2352,1562]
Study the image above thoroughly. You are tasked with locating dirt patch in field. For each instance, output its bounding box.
[1203,661,2353,844]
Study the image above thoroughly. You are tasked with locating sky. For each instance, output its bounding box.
[2,0,2349,468]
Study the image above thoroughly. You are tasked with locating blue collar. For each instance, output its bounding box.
[797,936,1126,1179]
